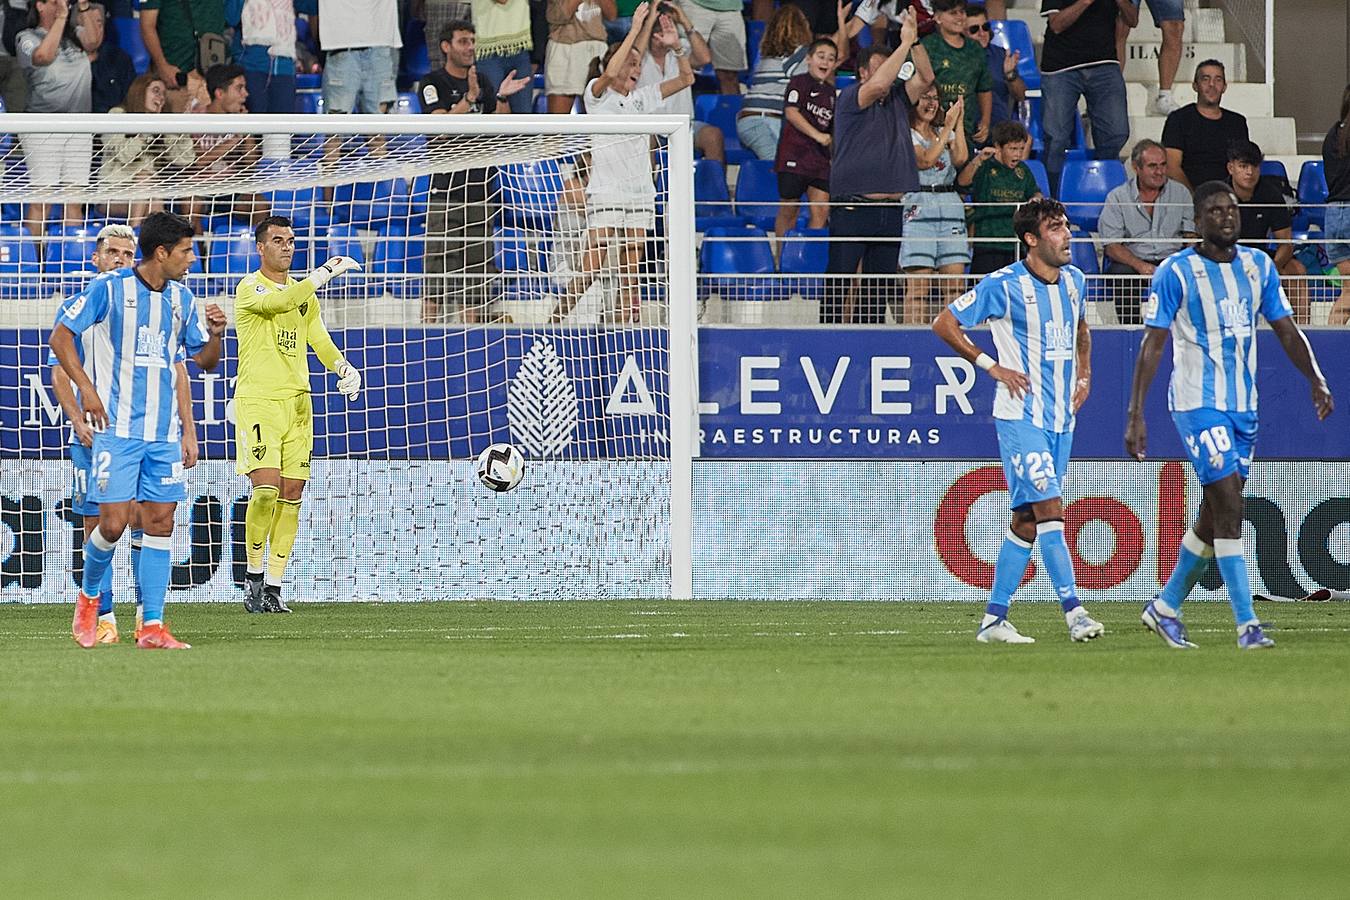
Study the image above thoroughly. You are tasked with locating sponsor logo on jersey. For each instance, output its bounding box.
[277,328,298,354]
[135,325,168,368]
[256,283,268,294]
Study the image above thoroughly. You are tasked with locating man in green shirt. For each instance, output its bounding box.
[919,0,992,146]
[957,120,1042,274]
[141,0,227,88]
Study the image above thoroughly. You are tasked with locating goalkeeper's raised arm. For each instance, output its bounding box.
[231,215,362,615]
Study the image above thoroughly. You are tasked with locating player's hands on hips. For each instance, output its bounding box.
[72,416,95,448]
[336,362,362,401]
[181,430,199,469]
[204,302,227,336]
[1312,380,1334,421]
[80,393,109,432]
[308,256,362,289]
[989,364,1030,400]
[1071,375,1090,413]
[1125,413,1147,461]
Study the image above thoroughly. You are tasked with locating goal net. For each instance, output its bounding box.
[0,113,696,602]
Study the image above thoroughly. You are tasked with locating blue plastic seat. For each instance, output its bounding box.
[0,224,42,298]
[496,160,563,230]
[699,225,778,301]
[372,223,425,298]
[693,93,753,164]
[1025,97,1086,158]
[834,73,857,94]
[779,227,829,299]
[296,72,321,91]
[47,224,100,294]
[1023,158,1052,197]
[1260,159,1289,182]
[1058,159,1127,232]
[394,91,422,115]
[1069,232,1109,304]
[732,159,781,231]
[205,229,260,275]
[295,91,324,114]
[989,19,1041,90]
[334,179,410,228]
[324,224,373,297]
[111,17,150,74]
[694,158,746,230]
[267,185,330,229]
[494,227,551,301]
[1298,160,1328,229]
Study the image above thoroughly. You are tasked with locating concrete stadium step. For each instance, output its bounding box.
[1122,41,1246,82]
[1125,114,1297,155]
[1125,81,1273,118]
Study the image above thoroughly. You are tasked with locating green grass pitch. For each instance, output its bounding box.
[2,600,1349,898]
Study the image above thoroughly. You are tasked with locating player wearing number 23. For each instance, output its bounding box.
[232,215,363,613]
[933,197,1103,645]
[1127,182,1334,650]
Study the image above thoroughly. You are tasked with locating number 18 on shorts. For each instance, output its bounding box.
[1172,409,1258,485]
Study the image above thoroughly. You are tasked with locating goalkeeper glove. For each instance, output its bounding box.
[306,256,362,290]
[336,362,362,401]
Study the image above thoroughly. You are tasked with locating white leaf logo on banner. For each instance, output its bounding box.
[507,339,578,457]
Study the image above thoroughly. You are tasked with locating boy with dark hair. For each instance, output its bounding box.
[958,119,1041,274]
[920,0,992,145]
[1226,140,1308,323]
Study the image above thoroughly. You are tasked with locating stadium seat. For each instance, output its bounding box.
[205,228,261,277]
[335,179,410,229]
[395,92,422,115]
[989,19,1041,90]
[1298,160,1328,229]
[778,227,829,299]
[399,19,430,86]
[1024,158,1052,197]
[372,223,425,298]
[694,158,747,230]
[296,91,324,114]
[0,224,42,298]
[47,224,99,294]
[835,73,857,94]
[493,226,552,301]
[324,224,374,297]
[1069,233,1108,304]
[296,72,321,91]
[1058,159,1127,232]
[732,159,781,231]
[693,93,754,164]
[111,16,150,75]
[699,225,778,301]
[1260,160,1289,182]
[1025,98,1087,158]
[267,185,330,230]
[496,160,564,230]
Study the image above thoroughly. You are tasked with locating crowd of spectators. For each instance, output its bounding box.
[0,0,1345,327]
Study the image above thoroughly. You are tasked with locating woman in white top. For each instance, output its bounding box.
[900,92,968,324]
[552,2,693,323]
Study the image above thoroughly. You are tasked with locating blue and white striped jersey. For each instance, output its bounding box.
[1144,246,1292,413]
[950,261,1087,433]
[48,292,97,447]
[58,267,211,443]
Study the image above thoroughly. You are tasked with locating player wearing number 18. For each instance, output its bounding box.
[1126,182,1335,650]
[233,216,363,613]
[932,198,1105,645]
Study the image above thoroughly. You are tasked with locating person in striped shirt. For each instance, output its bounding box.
[1127,181,1335,650]
[49,212,226,650]
[933,197,1104,644]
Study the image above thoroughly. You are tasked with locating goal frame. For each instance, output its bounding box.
[0,112,698,601]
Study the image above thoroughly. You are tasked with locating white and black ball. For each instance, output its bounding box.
[476,443,525,492]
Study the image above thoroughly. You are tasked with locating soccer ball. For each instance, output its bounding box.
[476,443,525,493]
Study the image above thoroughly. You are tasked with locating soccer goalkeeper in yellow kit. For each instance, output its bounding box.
[233,216,362,612]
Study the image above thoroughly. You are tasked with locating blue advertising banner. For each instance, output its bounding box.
[695,328,1350,460]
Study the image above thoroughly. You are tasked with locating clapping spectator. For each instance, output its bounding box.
[545,0,612,114]
[471,0,533,114]
[1226,141,1309,324]
[101,73,197,223]
[1039,0,1133,198]
[638,6,724,164]
[554,2,693,322]
[227,0,318,114]
[1098,138,1193,324]
[79,2,134,114]
[678,0,744,95]
[957,119,1039,274]
[1161,59,1249,192]
[17,0,92,243]
[920,0,990,146]
[964,4,1022,133]
[773,36,838,236]
[901,91,969,323]
[1323,85,1350,325]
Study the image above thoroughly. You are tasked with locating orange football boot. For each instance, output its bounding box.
[72,592,99,648]
[95,619,120,644]
[135,623,191,650]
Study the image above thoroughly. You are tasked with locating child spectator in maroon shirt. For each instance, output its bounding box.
[773,37,839,237]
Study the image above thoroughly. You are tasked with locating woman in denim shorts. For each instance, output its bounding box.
[899,89,970,324]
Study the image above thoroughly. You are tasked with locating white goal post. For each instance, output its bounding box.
[0,113,697,602]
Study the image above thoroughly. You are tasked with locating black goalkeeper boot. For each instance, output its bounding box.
[262,584,292,613]
[243,572,266,613]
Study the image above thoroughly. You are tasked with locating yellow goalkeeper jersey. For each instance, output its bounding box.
[233,271,346,400]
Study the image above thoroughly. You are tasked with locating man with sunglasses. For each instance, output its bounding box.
[964,4,1023,134]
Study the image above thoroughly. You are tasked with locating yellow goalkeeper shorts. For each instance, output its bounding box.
[235,395,314,480]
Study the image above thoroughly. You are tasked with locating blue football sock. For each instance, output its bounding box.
[138,534,173,624]
[1159,528,1213,610]
[987,531,1034,619]
[97,549,115,616]
[80,527,117,598]
[1036,520,1082,614]
[1214,538,1256,628]
[130,529,144,608]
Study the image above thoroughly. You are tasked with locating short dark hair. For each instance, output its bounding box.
[205,63,246,101]
[931,0,968,12]
[1013,197,1068,249]
[806,37,839,57]
[138,212,195,259]
[254,215,293,244]
[965,4,988,17]
[990,120,1029,147]
[1194,58,1226,79]
[1193,180,1237,216]
[439,19,474,44]
[1227,139,1264,166]
[857,46,890,72]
